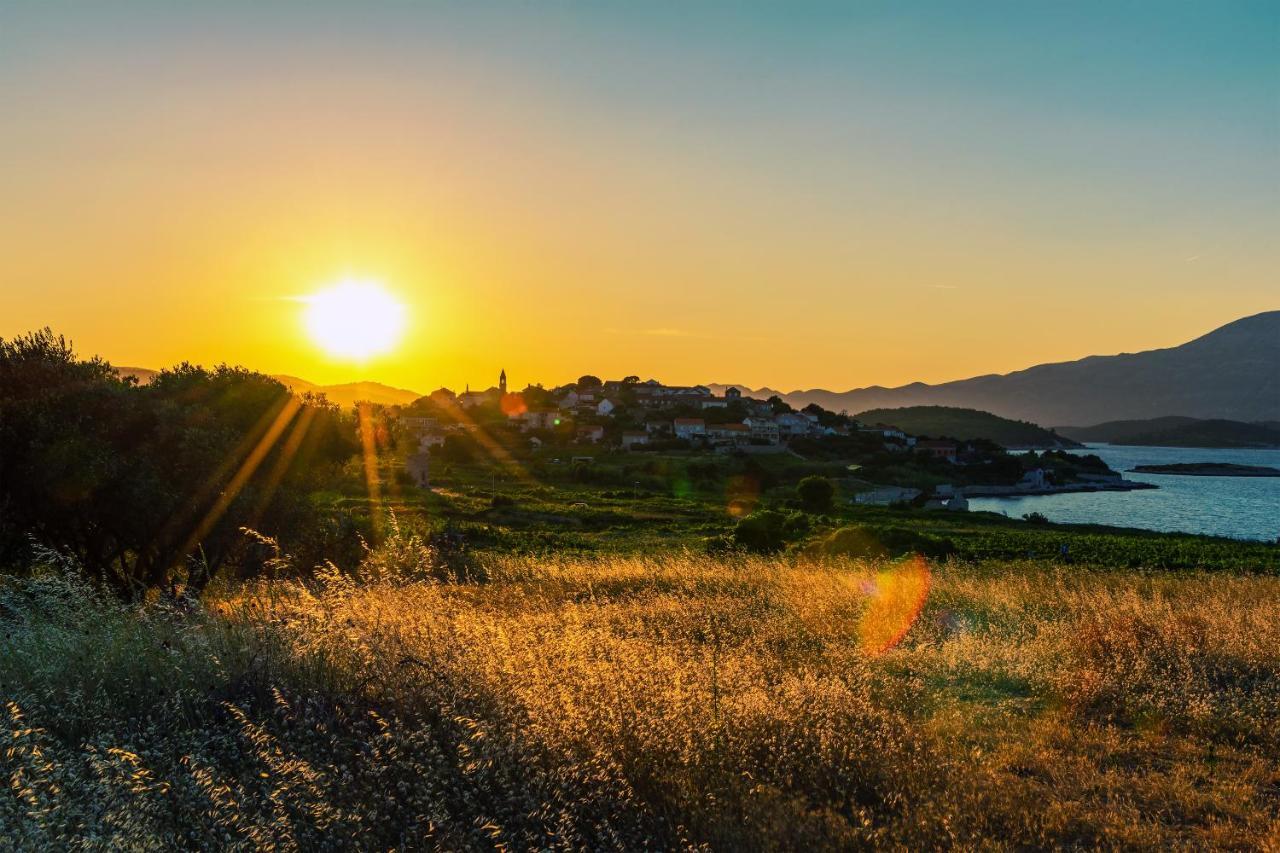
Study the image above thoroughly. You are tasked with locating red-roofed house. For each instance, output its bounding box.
[707,423,751,447]
[917,439,958,462]
[672,418,706,441]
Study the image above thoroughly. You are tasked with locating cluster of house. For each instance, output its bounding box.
[400,371,967,459]
[510,379,846,450]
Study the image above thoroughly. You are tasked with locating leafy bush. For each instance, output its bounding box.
[0,330,358,598]
[797,475,836,512]
[732,509,809,553]
[810,524,956,559]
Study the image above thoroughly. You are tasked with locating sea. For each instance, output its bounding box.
[967,443,1280,541]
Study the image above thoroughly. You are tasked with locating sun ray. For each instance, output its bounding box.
[357,403,385,540]
[432,396,536,485]
[245,404,318,531]
[150,393,298,571]
[178,395,303,565]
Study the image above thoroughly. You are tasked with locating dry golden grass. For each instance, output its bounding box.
[3,548,1279,849]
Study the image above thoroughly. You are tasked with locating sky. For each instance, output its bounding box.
[1,1,1276,393]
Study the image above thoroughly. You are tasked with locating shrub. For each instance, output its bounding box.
[810,524,956,559]
[732,509,809,553]
[796,475,836,512]
[0,331,357,598]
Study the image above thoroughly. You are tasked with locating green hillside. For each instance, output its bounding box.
[854,406,1080,448]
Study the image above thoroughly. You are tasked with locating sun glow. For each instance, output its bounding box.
[302,280,407,361]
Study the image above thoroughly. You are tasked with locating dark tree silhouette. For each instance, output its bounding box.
[0,330,358,598]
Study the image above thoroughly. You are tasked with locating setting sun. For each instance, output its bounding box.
[302,280,407,361]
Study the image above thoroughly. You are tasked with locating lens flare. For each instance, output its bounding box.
[500,393,528,417]
[857,555,932,655]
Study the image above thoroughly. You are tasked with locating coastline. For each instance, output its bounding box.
[1129,463,1280,478]
[963,480,1156,498]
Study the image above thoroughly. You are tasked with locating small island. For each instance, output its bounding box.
[1130,462,1280,477]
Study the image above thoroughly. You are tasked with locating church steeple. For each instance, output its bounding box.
[499,368,507,395]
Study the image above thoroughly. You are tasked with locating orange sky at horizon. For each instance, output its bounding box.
[2,4,1276,394]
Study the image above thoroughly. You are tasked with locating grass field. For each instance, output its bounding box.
[4,539,1279,849]
[337,452,1280,572]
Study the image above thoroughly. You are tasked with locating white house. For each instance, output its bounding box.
[1018,468,1050,490]
[743,417,781,444]
[401,416,438,438]
[706,423,751,446]
[673,418,706,441]
[576,424,605,444]
[517,410,559,431]
[406,450,431,488]
[853,486,921,506]
[596,398,617,416]
[775,412,813,438]
[621,431,649,449]
[860,426,903,440]
[458,387,498,408]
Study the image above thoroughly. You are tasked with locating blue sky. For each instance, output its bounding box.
[1,1,1276,389]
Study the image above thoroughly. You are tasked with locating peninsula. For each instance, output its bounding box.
[1130,462,1280,477]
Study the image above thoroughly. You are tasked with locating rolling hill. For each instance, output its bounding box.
[271,376,422,408]
[1058,417,1280,449]
[114,367,421,409]
[854,406,1081,449]
[711,310,1280,426]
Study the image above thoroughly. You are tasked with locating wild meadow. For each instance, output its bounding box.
[4,531,1279,850]
[3,333,1279,848]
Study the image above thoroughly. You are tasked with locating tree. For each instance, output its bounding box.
[802,402,843,428]
[797,475,836,513]
[0,331,358,598]
[577,375,602,390]
[768,395,793,414]
[439,434,476,463]
[732,509,809,553]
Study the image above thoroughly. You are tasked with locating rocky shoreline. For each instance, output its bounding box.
[1130,463,1280,478]
[963,480,1157,498]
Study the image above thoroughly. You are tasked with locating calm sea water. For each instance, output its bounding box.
[967,443,1280,541]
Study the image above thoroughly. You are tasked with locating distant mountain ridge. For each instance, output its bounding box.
[270,376,422,408]
[1058,416,1280,449]
[711,310,1280,425]
[114,366,422,409]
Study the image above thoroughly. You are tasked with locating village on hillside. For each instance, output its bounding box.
[388,371,1141,508]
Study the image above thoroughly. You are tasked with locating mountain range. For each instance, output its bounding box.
[114,367,422,409]
[1057,416,1280,449]
[711,310,1279,426]
[114,310,1278,422]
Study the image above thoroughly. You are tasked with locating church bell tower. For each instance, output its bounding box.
[499,368,507,396]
